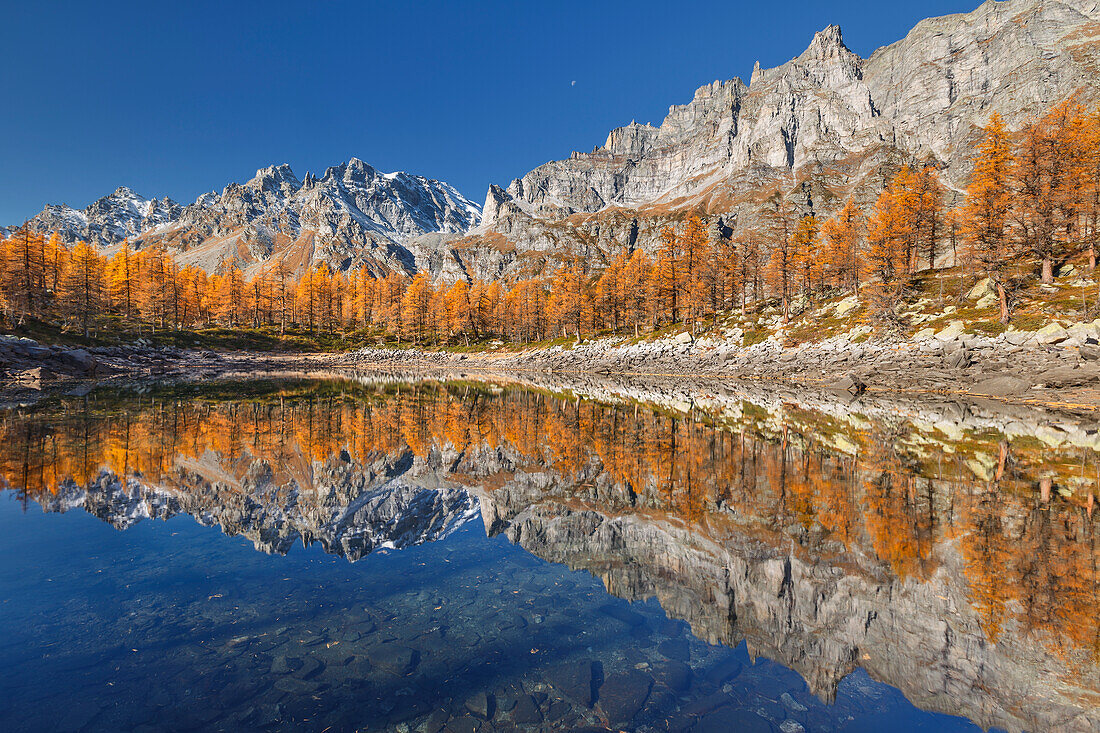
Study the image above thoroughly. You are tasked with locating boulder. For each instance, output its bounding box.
[975,292,999,309]
[970,376,1032,397]
[966,277,993,301]
[934,321,965,342]
[1068,322,1100,340]
[1035,366,1099,388]
[674,331,693,344]
[848,325,873,340]
[368,643,418,675]
[829,374,866,396]
[12,367,54,386]
[543,660,598,707]
[913,328,936,341]
[25,345,52,359]
[59,349,99,375]
[945,348,970,369]
[834,296,859,316]
[1035,324,1069,345]
[464,692,494,720]
[596,671,652,727]
[511,695,542,724]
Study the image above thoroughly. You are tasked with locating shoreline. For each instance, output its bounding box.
[3,323,1100,413]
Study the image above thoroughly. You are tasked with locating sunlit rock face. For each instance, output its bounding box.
[465,0,1100,280]
[1,187,182,246]
[2,376,1098,731]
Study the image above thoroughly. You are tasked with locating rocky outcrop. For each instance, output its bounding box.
[4,186,182,245]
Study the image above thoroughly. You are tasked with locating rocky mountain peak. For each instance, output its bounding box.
[321,157,376,184]
[247,163,302,195]
[803,24,847,61]
[603,121,660,157]
[467,0,1100,284]
[194,191,217,207]
[6,155,480,278]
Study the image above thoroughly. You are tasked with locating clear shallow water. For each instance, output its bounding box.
[0,376,1094,732]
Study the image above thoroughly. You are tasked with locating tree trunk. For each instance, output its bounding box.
[997,281,1009,324]
[1041,257,1054,284]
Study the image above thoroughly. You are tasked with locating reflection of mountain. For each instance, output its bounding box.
[10,388,480,559]
[479,486,1100,733]
[36,472,477,561]
[2,378,1098,731]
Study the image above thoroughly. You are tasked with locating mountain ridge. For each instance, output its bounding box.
[6,0,1100,280]
[464,0,1100,280]
[4,158,481,277]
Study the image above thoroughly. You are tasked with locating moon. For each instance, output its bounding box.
[571,80,576,87]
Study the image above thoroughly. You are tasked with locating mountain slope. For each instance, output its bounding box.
[462,0,1100,280]
[1,186,182,245]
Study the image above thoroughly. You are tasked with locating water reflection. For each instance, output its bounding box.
[0,376,1097,732]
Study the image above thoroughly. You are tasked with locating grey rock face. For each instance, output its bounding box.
[144,159,481,276]
[478,479,1099,733]
[469,0,1100,277]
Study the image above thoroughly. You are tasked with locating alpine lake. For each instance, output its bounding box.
[0,373,1097,733]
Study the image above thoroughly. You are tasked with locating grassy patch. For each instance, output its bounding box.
[743,328,771,347]
[966,320,1008,336]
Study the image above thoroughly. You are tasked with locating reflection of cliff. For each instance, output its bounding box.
[2,378,1098,730]
[479,482,1100,733]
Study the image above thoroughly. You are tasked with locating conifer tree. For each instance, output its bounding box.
[61,241,104,337]
[963,113,1016,323]
[106,240,138,321]
[655,225,681,325]
[821,198,863,297]
[402,273,433,344]
[763,192,797,323]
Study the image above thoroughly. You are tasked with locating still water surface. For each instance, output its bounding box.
[0,376,1096,732]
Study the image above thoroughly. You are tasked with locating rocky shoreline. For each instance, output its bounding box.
[336,320,1100,409]
[5,318,1100,411]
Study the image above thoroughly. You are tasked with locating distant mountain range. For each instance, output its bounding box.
[7,0,1100,278]
[4,158,480,278]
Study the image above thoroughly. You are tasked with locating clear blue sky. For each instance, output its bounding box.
[0,0,980,223]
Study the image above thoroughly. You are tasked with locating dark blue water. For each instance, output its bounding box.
[0,489,983,733]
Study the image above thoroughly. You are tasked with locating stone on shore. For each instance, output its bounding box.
[970,376,1032,397]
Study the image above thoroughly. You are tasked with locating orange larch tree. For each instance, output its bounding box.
[963,113,1016,323]
[821,198,863,297]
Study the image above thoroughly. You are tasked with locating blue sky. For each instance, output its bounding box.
[0,0,979,223]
